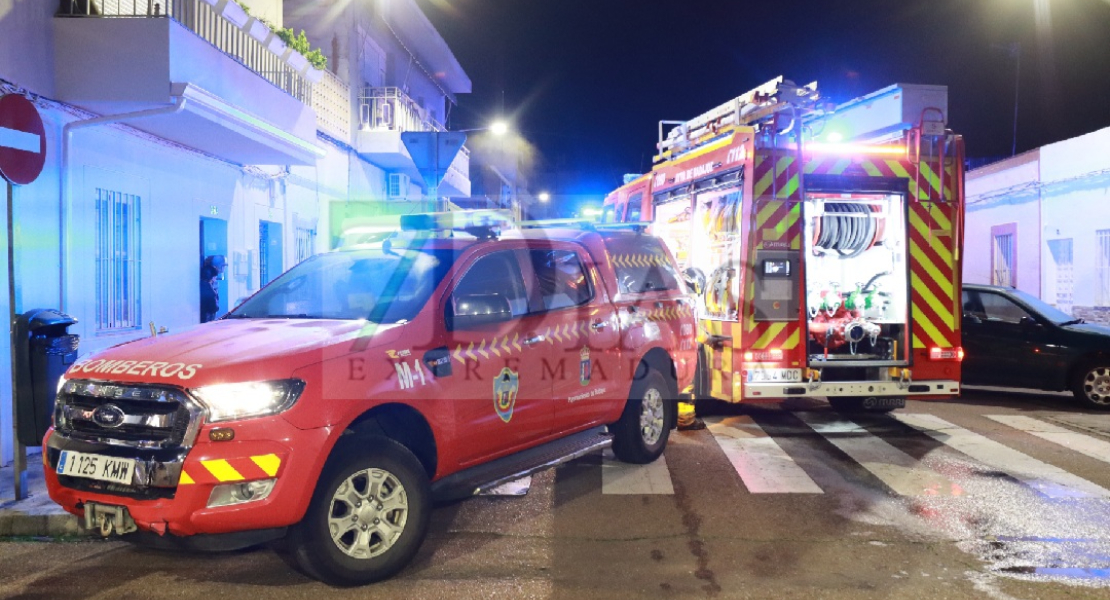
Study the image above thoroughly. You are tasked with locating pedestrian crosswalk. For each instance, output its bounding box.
[480,411,1110,500]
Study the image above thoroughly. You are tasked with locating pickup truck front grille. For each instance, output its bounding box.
[55,380,204,449]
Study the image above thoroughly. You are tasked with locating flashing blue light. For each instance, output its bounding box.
[399,210,515,232]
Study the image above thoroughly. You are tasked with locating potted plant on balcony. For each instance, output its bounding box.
[219,0,250,28]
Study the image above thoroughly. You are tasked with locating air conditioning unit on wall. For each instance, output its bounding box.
[387,173,410,199]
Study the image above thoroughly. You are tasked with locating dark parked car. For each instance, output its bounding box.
[962,283,1110,409]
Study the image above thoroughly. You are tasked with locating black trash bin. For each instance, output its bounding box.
[14,309,79,447]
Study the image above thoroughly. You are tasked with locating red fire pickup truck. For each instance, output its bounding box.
[45,212,696,586]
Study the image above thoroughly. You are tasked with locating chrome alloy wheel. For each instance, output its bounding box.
[327,468,409,559]
[1082,367,1110,406]
[639,387,665,446]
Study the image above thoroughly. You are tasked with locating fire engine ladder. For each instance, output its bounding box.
[654,77,821,162]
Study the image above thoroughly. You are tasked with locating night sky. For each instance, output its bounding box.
[417,0,1110,199]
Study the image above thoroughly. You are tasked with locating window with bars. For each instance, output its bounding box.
[95,188,142,331]
[992,232,1015,287]
[1098,230,1110,306]
[1047,238,1073,314]
[295,226,317,265]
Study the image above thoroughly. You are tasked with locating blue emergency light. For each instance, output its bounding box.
[399,210,516,234]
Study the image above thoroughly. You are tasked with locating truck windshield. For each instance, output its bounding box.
[229,244,457,323]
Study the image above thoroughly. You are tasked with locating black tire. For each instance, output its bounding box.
[1071,363,1110,410]
[828,396,899,414]
[280,436,431,586]
[612,370,675,464]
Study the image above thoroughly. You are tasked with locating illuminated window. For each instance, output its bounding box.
[95,188,141,331]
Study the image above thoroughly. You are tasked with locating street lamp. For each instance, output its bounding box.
[538,192,550,203]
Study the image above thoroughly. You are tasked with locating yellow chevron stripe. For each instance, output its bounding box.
[453,345,465,364]
[909,211,954,268]
[501,336,511,355]
[909,243,954,299]
[756,200,779,229]
[912,300,949,348]
[830,158,852,175]
[179,470,194,485]
[919,162,942,198]
[202,459,244,482]
[476,338,489,359]
[754,165,776,198]
[775,155,794,179]
[512,332,521,353]
[912,333,926,349]
[251,454,281,477]
[885,160,910,179]
[926,202,952,231]
[780,174,800,199]
[465,342,476,361]
[912,273,955,329]
[780,327,801,350]
[489,336,502,358]
[752,322,786,349]
[860,160,883,177]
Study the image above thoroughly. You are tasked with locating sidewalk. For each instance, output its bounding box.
[0,461,85,537]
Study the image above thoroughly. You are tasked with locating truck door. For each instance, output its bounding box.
[444,249,553,465]
[524,244,622,434]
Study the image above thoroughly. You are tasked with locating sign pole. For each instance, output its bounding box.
[6,180,25,499]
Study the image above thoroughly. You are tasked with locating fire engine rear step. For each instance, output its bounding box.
[431,426,612,503]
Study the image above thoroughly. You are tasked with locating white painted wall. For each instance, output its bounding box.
[1039,126,1110,309]
[0,0,56,96]
[964,151,1041,295]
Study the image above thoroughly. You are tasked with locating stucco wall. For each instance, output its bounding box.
[963,151,1041,295]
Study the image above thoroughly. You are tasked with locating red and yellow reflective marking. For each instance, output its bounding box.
[178,453,282,485]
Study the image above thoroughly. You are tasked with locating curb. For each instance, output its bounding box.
[0,511,87,538]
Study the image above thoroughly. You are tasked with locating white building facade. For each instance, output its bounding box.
[965,125,1110,322]
[0,0,471,465]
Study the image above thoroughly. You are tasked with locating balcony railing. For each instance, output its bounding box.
[359,87,444,133]
[59,0,312,105]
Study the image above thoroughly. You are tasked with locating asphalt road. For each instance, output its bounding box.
[3,388,1110,599]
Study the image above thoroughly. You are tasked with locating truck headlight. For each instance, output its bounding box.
[191,379,305,423]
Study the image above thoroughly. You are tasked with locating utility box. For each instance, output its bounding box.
[14,309,79,447]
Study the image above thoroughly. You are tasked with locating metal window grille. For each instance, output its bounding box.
[295,226,316,265]
[259,221,271,286]
[1098,230,1110,306]
[1048,238,1074,314]
[992,233,1014,287]
[95,188,142,331]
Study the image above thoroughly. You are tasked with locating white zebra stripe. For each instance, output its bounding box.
[707,415,823,494]
[987,415,1110,466]
[601,450,674,494]
[893,413,1110,499]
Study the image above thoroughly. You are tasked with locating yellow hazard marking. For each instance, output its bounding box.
[251,454,282,477]
[780,174,800,199]
[830,158,852,175]
[756,201,780,228]
[179,470,194,485]
[912,333,926,349]
[752,322,787,349]
[453,345,465,364]
[925,202,952,231]
[476,339,490,359]
[721,346,733,373]
[909,244,954,299]
[202,459,244,482]
[781,327,801,350]
[911,273,955,329]
[860,160,883,177]
[512,332,522,353]
[885,160,910,179]
[501,336,511,355]
[489,336,502,358]
[754,167,775,198]
[918,162,943,198]
[911,300,950,348]
[909,212,954,267]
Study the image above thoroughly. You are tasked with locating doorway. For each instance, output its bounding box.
[199,217,228,319]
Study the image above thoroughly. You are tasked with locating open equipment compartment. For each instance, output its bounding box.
[801,189,911,367]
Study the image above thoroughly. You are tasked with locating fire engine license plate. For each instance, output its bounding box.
[56,451,136,485]
[746,368,803,383]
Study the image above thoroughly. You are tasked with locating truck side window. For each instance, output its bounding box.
[528,249,592,311]
[451,251,529,317]
[604,238,681,295]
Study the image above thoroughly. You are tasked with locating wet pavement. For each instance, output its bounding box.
[2,388,1109,598]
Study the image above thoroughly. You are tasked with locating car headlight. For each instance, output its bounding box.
[191,379,306,423]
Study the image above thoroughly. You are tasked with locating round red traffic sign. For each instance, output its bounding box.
[0,94,46,185]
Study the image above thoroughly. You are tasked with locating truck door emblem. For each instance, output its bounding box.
[493,368,519,423]
[92,404,126,428]
[579,346,592,386]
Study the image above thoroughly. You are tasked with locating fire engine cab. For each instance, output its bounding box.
[604,77,965,412]
[45,211,696,586]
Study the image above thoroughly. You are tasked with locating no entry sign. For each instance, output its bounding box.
[0,94,46,185]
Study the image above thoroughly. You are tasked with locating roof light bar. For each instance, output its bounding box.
[805,142,906,156]
[399,210,515,233]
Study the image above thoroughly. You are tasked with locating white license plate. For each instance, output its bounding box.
[57,451,136,485]
[746,368,803,383]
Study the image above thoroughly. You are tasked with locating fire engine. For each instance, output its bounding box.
[603,77,965,411]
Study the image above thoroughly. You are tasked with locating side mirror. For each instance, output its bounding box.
[683,268,706,296]
[1019,316,1040,328]
[450,293,512,330]
[963,314,982,325]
